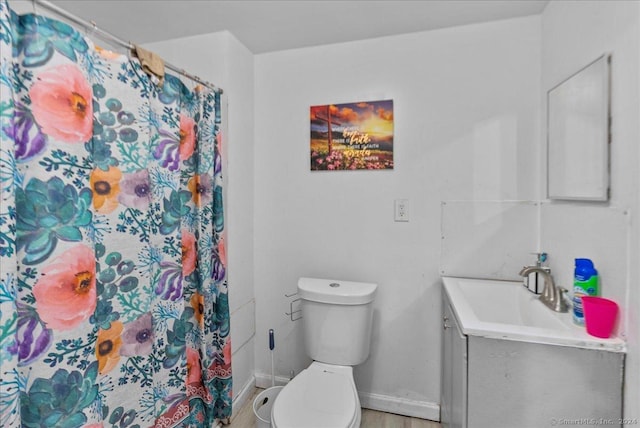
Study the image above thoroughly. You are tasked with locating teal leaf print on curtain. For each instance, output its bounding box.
[12,12,90,67]
[20,361,99,428]
[0,1,231,426]
[15,177,92,265]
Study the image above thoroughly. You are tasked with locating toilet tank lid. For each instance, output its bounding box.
[298,277,377,305]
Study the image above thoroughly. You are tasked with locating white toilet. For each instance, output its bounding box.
[271,277,377,428]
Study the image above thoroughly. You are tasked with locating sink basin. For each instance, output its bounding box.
[442,276,625,352]
[454,277,567,329]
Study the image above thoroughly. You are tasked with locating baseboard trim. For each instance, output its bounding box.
[255,371,439,421]
[232,375,256,419]
[255,371,290,388]
[359,391,440,421]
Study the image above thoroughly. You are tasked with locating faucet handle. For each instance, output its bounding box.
[556,287,570,312]
[558,287,571,303]
[529,252,547,265]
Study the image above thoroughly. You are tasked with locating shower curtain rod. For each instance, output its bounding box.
[31,0,223,94]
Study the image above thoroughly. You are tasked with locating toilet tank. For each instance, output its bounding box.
[298,278,377,366]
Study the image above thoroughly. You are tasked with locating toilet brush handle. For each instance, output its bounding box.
[269,329,275,387]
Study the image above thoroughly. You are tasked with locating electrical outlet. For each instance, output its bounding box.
[394,199,409,222]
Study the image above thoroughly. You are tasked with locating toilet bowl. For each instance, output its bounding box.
[270,278,377,428]
[271,362,360,428]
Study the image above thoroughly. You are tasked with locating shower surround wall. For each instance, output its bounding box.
[254,16,541,417]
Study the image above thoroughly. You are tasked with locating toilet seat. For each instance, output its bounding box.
[271,362,360,428]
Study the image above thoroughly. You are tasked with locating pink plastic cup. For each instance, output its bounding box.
[582,296,618,339]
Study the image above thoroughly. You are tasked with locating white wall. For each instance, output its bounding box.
[540,0,640,418]
[145,32,257,415]
[253,16,541,418]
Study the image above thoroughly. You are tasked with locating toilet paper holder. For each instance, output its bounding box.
[285,292,302,321]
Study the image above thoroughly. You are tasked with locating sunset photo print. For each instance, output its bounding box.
[310,99,394,171]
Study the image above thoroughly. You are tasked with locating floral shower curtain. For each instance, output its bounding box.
[0,2,232,426]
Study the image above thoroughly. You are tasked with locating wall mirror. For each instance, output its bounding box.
[547,54,610,201]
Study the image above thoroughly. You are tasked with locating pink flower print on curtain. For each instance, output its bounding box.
[217,237,227,268]
[186,347,203,386]
[29,64,93,143]
[182,229,197,276]
[179,114,196,160]
[32,244,96,331]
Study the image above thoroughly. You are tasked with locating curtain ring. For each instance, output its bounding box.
[89,20,97,37]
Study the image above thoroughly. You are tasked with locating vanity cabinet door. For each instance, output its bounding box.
[441,297,467,428]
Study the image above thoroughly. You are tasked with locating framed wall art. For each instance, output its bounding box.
[310,99,394,171]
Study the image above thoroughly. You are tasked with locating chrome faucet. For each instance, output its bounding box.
[518,266,568,313]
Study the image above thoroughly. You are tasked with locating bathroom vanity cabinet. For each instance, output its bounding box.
[441,288,625,428]
[441,297,467,428]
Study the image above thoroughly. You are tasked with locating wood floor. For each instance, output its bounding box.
[229,388,441,428]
